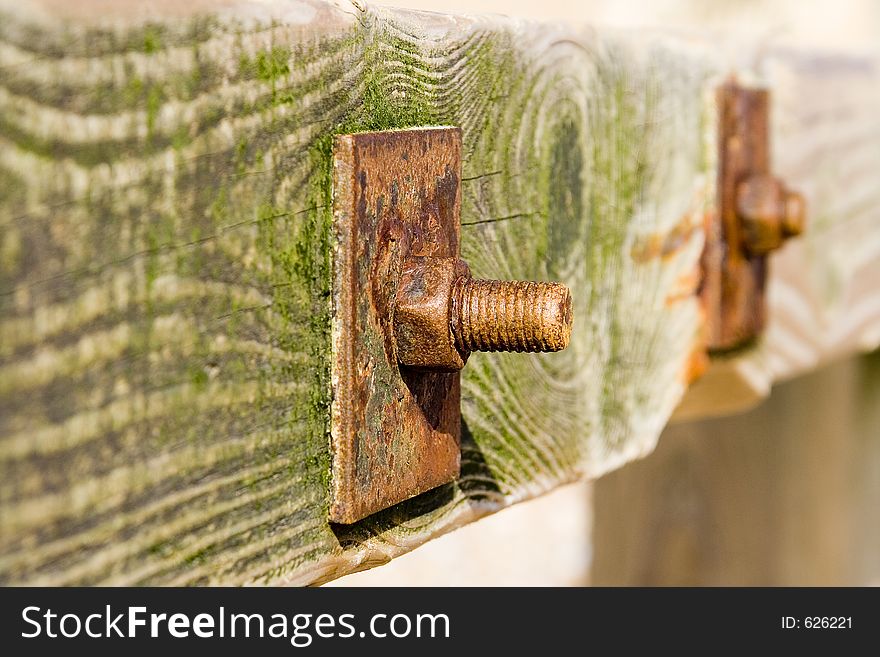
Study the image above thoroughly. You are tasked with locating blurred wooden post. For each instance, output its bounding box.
[593,350,880,586]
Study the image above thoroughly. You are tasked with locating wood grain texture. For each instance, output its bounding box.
[1,0,876,585]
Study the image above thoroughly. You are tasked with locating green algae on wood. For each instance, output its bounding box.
[0,0,716,584]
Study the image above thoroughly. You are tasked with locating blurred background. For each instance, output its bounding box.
[383,0,880,52]
[331,0,880,586]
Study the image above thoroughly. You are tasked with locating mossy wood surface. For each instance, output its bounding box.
[1,0,876,584]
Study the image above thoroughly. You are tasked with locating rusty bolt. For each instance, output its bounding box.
[395,256,573,371]
[736,173,806,255]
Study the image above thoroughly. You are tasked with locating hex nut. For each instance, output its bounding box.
[395,256,471,371]
[737,174,786,254]
[737,174,805,255]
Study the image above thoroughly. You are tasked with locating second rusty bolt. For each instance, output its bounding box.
[737,173,806,255]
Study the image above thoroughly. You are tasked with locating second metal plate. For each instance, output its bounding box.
[704,82,770,350]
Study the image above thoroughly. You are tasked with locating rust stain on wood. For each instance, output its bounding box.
[683,333,711,385]
[330,127,462,525]
[630,214,702,264]
[666,268,704,307]
[629,210,708,385]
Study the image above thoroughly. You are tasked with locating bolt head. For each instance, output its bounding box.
[737,175,805,255]
[395,256,470,371]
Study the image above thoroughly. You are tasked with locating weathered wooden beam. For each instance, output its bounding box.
[0,0,877,585]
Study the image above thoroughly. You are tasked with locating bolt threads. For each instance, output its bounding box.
[450,278,573,354]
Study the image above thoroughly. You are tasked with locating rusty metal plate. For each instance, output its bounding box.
[330,127,462,524]
[704,81,770,351]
